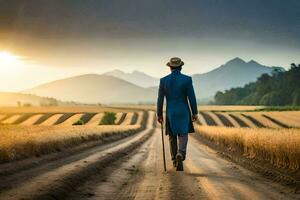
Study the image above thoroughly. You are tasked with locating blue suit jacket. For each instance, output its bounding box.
[157,69,198,135]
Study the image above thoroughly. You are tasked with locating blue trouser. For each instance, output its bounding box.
[168,134,188,161]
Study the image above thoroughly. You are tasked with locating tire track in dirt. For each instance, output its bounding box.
[68,128,207,200]
[67,133,155,200]
[72,129,206,200]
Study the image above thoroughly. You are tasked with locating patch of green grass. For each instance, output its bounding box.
[100,112,116,125]
[80,113,97,124]
[73,119,84,125]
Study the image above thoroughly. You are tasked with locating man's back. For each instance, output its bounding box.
[157,69,198,135]
[157,57,198,171]
[160,70,192,103]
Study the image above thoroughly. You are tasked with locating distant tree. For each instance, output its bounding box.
[292,89,300,106]
[259,92,281,106]
[23,103,32,107]
[213,63,300,106]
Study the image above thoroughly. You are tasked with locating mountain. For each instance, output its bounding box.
[0,92,62,107]
[23,58,285,104]
[104,58,284,101]
[23,74,156,104]
[104,70,158,88]
[191,57,285,100]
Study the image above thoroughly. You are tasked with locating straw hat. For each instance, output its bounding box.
[166,57,184,67]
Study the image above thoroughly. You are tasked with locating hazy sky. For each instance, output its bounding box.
[0,0,299,91]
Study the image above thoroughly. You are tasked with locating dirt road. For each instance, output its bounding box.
[67,128,299,200]
[0,113,299,199]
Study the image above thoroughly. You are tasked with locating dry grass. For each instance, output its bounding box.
[114,105,264,112]
[0,106,137,114]
[58,113,84,126]
[198,105,264,111]
[244,112,282,128]
[205,112,224,126]
[115,113,124,124]
[39,114,63,126]
[84,113,104,126]
[121,113,134,125]
[0,124,141,163]
[20,114,43,126]
[1,115,21,124]
[195,125,300,171]
[135,112,144,125]
[0,114,6,121]
[263,111,300,128]
[197,113,207,125]
[216,112,241,127]
[229,113,257,128]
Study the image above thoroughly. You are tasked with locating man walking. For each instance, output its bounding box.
[157,57,198,171]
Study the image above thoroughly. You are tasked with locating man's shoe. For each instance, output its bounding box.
[176,153,184,171]
[173,160,177,168]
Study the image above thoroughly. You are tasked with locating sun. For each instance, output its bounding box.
[0,51,19,65]
[0,51,24,72]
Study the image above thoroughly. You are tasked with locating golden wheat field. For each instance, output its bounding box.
[0,124,141,163]
[196,111,300,128]
[0,105,139,114]
[195,125,300,170]
[0,106,147,163]
[0,106,299,200]
[193,110,300,171]
[116,105,264,112]
[1,105,300,170]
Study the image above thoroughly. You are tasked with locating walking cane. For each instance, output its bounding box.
[161,121,167,172]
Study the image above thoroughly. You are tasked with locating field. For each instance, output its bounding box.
[0,106,148,163]
[115,105,265,112]
[195,126,300,170]
[0,106,299,200]
[195,111,300,128]
[0,106,145,126]
[193,110,300,172]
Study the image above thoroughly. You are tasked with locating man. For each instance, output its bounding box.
[157,57,198,171]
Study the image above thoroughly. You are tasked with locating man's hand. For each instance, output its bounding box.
[157,116,163,124]
[192,114,198,122]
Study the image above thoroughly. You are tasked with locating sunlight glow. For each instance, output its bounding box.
[0,51,18,64]
[0,51,24,72]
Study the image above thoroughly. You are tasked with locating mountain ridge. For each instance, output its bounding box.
[104,69,158,88]
[24,74,156,104]
[23,58,285,103]
[191,58,285,99]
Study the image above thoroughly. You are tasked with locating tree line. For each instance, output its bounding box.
[214,63,300,106]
